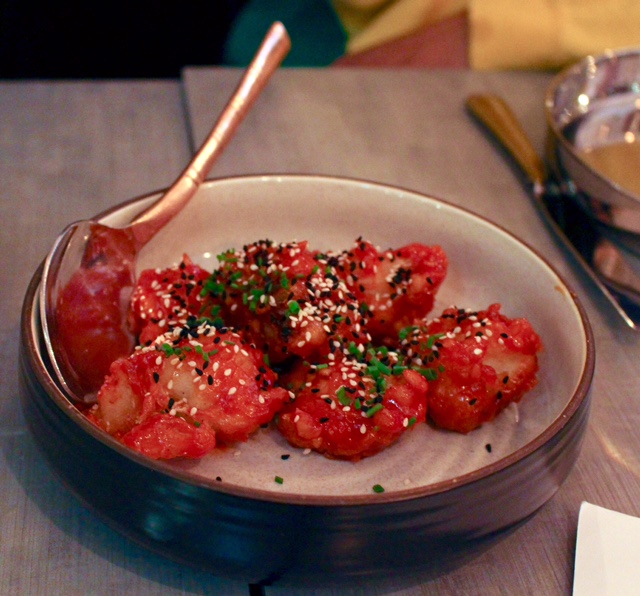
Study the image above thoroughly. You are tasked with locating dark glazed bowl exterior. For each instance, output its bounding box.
[19,177,595,586]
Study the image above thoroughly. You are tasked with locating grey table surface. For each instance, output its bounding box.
[2,68,640,595]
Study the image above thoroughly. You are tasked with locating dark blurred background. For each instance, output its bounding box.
[0,0,247,78]
[0,0,346,78]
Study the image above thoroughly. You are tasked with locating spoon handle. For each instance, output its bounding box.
[466,94,547,188]
[130,22,291,248]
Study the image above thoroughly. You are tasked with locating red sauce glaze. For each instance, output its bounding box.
[277,353,428,460]
[332,238,448,343]
[129,254,211,346]
[202,239,372,365]
[85,238,543,461]
[399,304,543,434]
[90,321,289,459]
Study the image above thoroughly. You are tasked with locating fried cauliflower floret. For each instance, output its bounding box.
[277,350,428,460]
[200,239,371,365]
[89,319,289,459]
[397,303,543,433]
[327,238,448,343]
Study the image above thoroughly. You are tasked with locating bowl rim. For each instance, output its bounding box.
[24,173,596,507]
[544,46,640,207]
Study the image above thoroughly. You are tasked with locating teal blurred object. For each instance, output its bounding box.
[223,0,347,66]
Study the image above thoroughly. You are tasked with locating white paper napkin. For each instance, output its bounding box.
[573,501,640,595]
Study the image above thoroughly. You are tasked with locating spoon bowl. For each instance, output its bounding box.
[39,22,291,404]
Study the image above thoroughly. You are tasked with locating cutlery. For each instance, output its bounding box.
[40,22,291,404]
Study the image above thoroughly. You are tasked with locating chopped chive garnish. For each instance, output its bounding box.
[195,345,209,361]
[417,367,439,381]
[426,332,445,349]
[160,343,175,357]
[407,416,417,427]
[399,326,418,340]
[372,484,385,493]
[370,357,391,376]
[275,476,284,485]
[365,403,384,418]
[347,342,361,356]
[288,301,301,316]
[337,386,350,406]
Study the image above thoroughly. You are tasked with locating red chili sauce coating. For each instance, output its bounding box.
[83,237,543,461]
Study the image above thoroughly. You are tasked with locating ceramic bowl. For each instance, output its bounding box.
[19,175,594,586]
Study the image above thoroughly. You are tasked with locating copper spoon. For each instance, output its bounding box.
[40,22,291,404]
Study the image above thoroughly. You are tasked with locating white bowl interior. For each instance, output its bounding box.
[41,176,589,497]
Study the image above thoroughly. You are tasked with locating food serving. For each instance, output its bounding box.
[21,175,592,581]
[84,236,543,461]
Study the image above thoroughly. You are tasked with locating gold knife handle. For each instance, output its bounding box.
[466,94,547,188]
